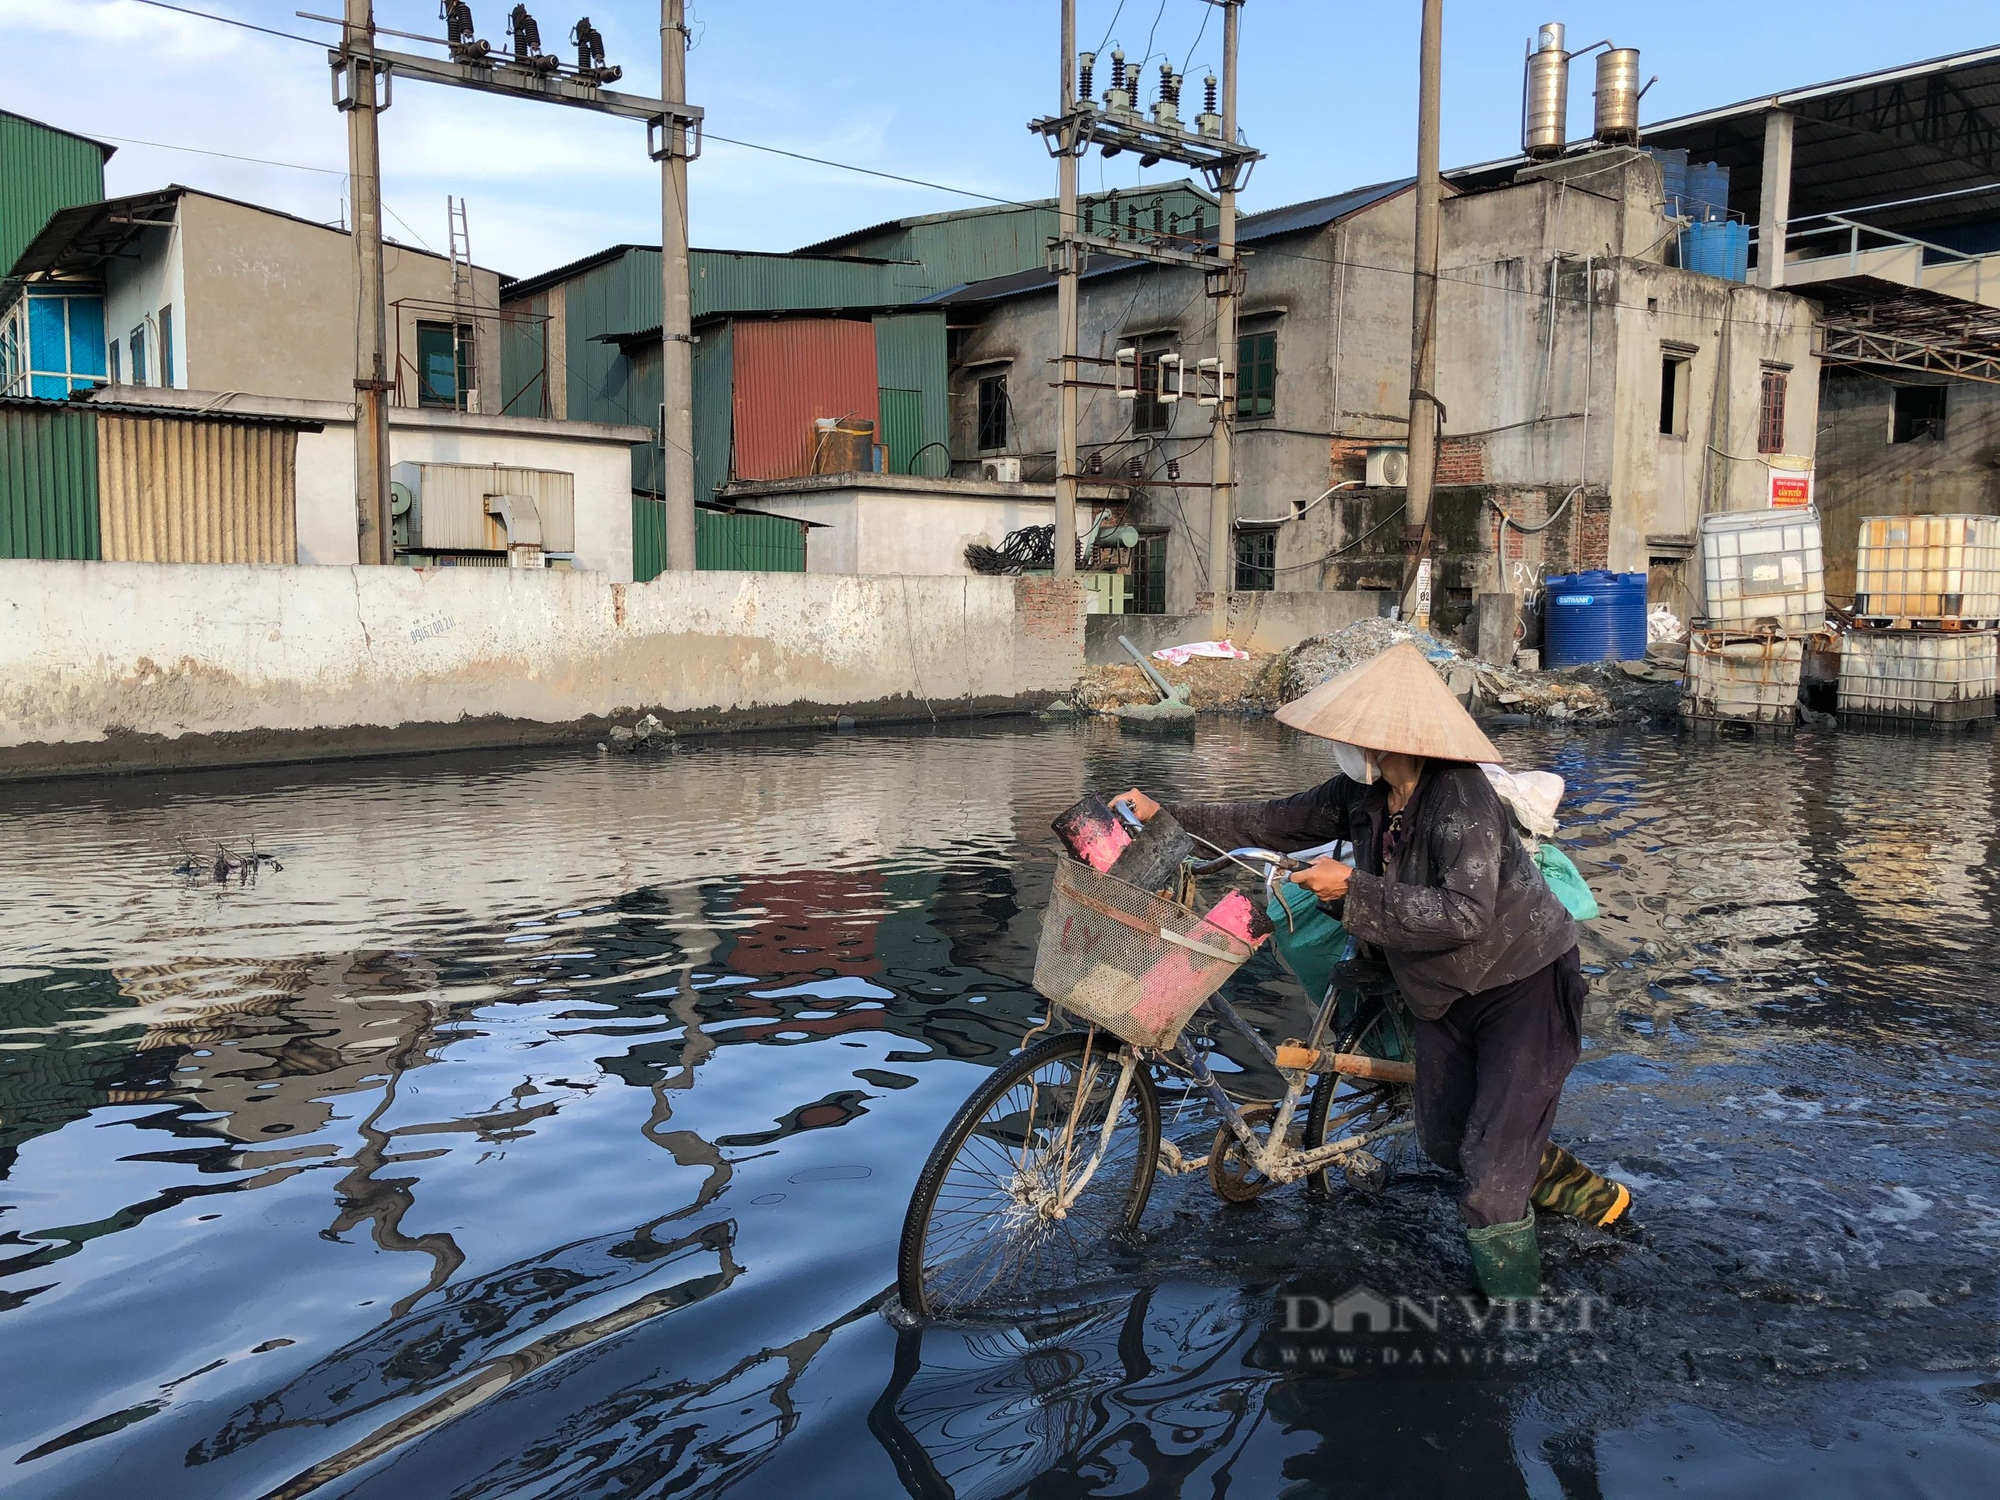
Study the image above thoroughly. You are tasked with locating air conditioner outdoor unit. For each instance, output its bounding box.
[980,457,1023,483]
[1365,445,1410,487]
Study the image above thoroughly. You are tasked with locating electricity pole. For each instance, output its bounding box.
[339,0,392,566]
[659,0,697,571]
[1206,0,1243,632]
[1403,0,1443,612]
[323,3,703,567]
[1033,1,1259,611]
[1052,1,1080,579]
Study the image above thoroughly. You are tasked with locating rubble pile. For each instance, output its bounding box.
[1280,618,1461,701]
[1065,654,1288,716]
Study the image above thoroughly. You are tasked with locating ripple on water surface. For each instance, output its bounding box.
[0,720,1995,1497]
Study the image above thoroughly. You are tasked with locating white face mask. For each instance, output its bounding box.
[1333,742,1379,785]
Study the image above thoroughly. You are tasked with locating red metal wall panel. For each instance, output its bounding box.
[730,318,880,480]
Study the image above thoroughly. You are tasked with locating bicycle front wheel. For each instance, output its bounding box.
[898,1030,1160,1318]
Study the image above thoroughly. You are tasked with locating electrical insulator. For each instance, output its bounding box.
[1127,456,1145,480]
[1078,51,1095,104]
[1082,203,1095,235]
[1166,458,1181,480]
[1153,62,1181,130]
[1111,49,1126,94]
[1193,206,1206,240]
[1197,74,1223,139]
[1087,451,1103,475]
[1126,203,1139,240]
[1153,202,1164,236]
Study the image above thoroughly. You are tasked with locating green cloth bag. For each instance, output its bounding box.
[1265,879,1354,1010]
[1534,842,1599,921]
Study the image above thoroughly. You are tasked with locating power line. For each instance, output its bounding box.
[112,0,1830,336]
[128,0,320,45]
[85,130,344,177]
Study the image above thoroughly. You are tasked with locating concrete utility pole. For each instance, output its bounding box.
[340,0,392,565]
[1757,110,1794,289]
[1206,0,1243,630]
[322,1,702,569]
[1053,0,1080,579]
[659,0,698,570]
[1403,0,1443,605]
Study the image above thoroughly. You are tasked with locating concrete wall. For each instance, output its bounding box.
[0,563,1086,778]
[92,387,647,580]
[1084,589,1390,665]
[1815,370,2000,599]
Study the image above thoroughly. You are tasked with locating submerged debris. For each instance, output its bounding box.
[606,713,679,753]
[173,836,282,885]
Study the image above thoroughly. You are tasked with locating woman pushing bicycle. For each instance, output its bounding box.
[1113,642,1630,1302]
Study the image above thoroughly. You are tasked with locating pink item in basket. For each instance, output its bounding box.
[1052,794,1134,873]
[1126,889,1263,1036]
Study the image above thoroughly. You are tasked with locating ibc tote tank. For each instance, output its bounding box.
[1543,571,1649,666]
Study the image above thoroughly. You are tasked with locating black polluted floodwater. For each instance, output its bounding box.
[1,720,1996,1498]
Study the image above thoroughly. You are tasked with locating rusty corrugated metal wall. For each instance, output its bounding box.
[97,415,297,563]
[730,319,879,481]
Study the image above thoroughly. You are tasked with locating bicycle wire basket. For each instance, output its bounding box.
[1033,856,1256,1050]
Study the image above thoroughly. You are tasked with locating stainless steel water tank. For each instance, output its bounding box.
[1594,47,1642,144]
[1522,23,1569,160]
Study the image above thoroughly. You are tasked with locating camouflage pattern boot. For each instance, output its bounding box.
[1531,1143,1632,1227]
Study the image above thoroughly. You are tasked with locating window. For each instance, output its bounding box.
[416,320,474,409]
[129,326,149,387]
[1235,527,1277,592]
[1892,384,1947,444]
[1757,366,1788,453]
[1659,351,1691,436]
[1238,329,1277,419]
[159,305,175,388]
[108,338,120,385]
[1131,336,1174,434]
[1129,530,1168,614]
[976,371,1008,451]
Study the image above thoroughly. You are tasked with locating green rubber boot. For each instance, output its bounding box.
[1531,1143,1632,1227]
[1465,1213,1541,1302]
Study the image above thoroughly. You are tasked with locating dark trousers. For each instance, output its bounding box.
[1412,947,1585,1228]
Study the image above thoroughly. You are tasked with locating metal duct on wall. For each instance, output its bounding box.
[97,414,297,564]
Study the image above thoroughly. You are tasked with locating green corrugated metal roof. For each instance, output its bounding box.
[0,111,110,276]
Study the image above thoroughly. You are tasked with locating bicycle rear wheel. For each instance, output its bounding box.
[898,1030,1160,1318]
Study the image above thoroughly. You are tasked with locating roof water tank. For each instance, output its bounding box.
[1593,48,1643,145]
[1543,570,1648,666]
[1522,23,1569,160]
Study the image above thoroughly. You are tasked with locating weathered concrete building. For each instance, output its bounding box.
[7,187,505,409]
[932,152,1820,624]
[1624,44,2000,600]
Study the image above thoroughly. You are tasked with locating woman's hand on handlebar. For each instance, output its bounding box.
[1110,788,1160,825]
[1291,857,1353,900]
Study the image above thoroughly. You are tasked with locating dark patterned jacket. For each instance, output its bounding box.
[1165,761,1579,1020]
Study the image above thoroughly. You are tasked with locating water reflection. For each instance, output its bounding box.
[0,722,1996,1497]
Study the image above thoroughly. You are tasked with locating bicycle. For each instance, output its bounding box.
[897,845,1417,1319]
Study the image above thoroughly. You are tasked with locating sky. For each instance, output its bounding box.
[2,1,1994,281]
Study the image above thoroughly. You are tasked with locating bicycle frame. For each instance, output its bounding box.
[1046,980,1410,1217]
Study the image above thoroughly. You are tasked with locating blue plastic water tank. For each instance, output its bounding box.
[1543,571,1648,667]
[1680,220,1749,282]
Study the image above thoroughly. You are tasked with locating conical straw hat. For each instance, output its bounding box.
[1275,641,1502,765]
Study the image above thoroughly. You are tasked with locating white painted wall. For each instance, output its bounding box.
[731,476,1059,575]
[102,218,186,388]
[0,563,1084,770]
